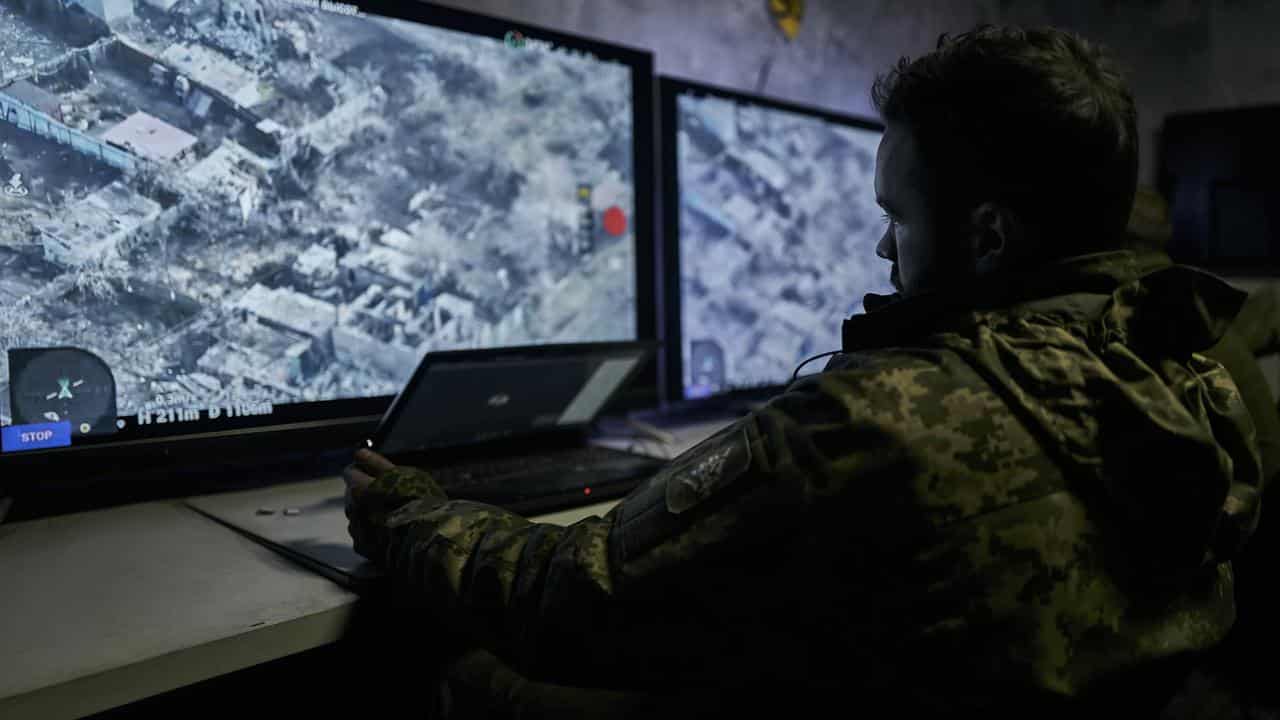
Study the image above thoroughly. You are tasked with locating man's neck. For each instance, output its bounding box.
[846,250,1172,351]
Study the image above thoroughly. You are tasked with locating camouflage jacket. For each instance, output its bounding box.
[1203,280,1280,487]
[349,250,1262,717]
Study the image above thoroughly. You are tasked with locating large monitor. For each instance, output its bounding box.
[1158,105,1280,272]
[659,77,890,405]
[0,0,654,474]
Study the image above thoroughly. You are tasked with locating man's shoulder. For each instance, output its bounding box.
[774,345,1063,523]
[793,346,979,440]
[807,345,985,416]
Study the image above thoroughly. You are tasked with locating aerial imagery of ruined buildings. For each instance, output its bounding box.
[676,92,891,396]
[0,0,637,425]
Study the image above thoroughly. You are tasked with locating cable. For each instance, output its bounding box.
[790,350,842,384]
[627,439,673,461]
[624,417,677,447]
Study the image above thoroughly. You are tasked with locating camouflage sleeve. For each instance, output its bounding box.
[346,371,900,685]
[1188,351,1264,558]
[1202,328,1280,490]
[1234,284,1280,357]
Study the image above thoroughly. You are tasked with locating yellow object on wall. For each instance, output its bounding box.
[769,0,805,41]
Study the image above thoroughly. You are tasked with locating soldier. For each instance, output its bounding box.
[346,26,1262,718]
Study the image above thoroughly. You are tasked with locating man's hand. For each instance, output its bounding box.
[344,449,447,560]
[343,448,397,501]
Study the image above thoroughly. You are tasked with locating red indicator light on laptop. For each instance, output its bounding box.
[584,487,592,496]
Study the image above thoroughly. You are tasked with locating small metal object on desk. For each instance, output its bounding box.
[283,508,301,517]
[255,508,276,516]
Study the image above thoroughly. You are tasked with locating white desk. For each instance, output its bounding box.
[0,501,356,720]
[0,417,733,720]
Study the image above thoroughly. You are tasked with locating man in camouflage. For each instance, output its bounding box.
[346,26,1263,718]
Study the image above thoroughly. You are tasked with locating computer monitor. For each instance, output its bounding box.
[659,77,890,405]
[1159,105,1280,272]
[0,0,655,476]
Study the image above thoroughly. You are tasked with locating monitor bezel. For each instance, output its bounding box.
[0,0,658,484]
[657,75,885,408]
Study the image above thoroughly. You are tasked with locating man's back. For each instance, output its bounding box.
[592,251,1255,715]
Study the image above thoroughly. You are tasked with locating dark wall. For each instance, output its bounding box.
[430,0,1280,187]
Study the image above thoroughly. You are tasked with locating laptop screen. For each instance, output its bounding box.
[375,345,646,454]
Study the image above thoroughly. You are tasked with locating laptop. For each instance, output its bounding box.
[367,342,667,515]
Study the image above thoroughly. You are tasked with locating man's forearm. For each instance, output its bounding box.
[373,497,617,668]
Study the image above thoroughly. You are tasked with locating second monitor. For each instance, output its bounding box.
[660,77,892,405]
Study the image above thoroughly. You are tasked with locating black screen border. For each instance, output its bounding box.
[657,75,884,408]
[0,0,658,483]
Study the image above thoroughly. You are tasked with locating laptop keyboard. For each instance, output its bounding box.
[425,446,666,511]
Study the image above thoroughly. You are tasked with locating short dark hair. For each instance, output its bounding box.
[872,26,1139,256]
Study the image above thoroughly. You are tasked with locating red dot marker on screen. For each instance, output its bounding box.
[584,487,592,496]
[603,206,627,236]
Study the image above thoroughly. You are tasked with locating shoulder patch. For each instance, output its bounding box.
[611,422,756,566]
[664,424,753,515]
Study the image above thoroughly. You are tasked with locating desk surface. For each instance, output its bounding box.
[183,475,624,586]
[0,501,357,720]
[0,491,624,720]
[0,416,734,720]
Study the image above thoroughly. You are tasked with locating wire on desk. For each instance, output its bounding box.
[626,438,674,461]
[624,417,678,447]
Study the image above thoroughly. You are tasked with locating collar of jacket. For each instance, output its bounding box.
[842,250,1248,354]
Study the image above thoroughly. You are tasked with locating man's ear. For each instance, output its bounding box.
[968,202,1023,276]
